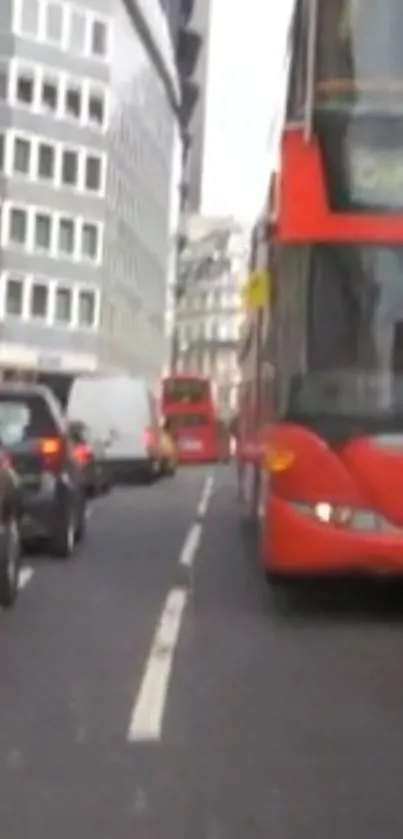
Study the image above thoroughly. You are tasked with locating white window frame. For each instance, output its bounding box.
[3,202,31,249]
[9,58,109,133]
[55,212,78,261]
[77,285,100,330]
[86,10,111,62]
[1,271,29,320]
[27,274,52,323]
[78,218,103,265]
[83,80,109,133]
[54,284,74,327]
[10,58,40,111]
[37,65,62,119]
[33,209,54,255]
[7,128,105,196]
[42,0,68,50]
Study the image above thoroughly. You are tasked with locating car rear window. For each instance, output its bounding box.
[0,394,58,446]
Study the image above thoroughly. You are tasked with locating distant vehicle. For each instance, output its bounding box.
[0,446,22,607]
[161,374,219,463]
[67,375,163,482]
[67,420,111,497]
[0,384,86,558]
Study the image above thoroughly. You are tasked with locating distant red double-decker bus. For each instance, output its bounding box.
[161,374,219,463]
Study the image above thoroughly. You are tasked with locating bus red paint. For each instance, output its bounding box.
[238,0,403,582]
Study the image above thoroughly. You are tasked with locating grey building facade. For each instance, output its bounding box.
[0,0,181,383]
[160,0,210,212]
[176,216,247,418]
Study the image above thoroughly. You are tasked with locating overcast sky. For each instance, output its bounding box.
[201,0,294,224]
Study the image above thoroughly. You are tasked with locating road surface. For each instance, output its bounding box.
[0,466,402,837]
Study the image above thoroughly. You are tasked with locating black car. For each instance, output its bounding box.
[0,384,87,558]
[68,420,111,497]
[0,448,22,607]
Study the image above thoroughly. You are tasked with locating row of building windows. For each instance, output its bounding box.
[1,272,99,329]
[178,290,242,313]
[0,60,107,131]
[0,132,105,195]
[0,203,102,264]
[178,317,242,343]
[14,0,110,60]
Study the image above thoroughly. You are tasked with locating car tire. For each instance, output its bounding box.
[49,502,76,559]
[0,514,21,608]
[75,499,87,544]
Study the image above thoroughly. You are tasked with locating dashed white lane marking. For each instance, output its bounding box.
[179,522,202,567]
[128,587,187,741]
[18,567,34,589]
[197,474,214,518]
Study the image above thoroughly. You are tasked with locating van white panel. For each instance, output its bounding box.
[67,376,152,460]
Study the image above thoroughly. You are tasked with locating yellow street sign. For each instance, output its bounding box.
[242,269,270,311]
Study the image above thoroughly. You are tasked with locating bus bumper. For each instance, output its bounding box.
[261,497,403,576]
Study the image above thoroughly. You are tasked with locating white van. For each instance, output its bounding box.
[66,375,162,481]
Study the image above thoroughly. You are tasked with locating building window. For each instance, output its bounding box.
[85,156,101,191]
[91,20,107,56]
[38,143,55,179]
[34,214,51,250]
[81,223,98,259]
[9,208,27,244]
[65,84,81,119]
[19,0,40,36]
[88,90,104,126]
[41,77,58,112]
[30,282,48,318]
[69,9,86,53]
[55,287,71,323]
[16,71,35,105]
[58,218,75,254]
[78,290,95,326]
[13,137,31,174]
[5,278,23,316]
[61,150,78,185]
[45,2,63,43]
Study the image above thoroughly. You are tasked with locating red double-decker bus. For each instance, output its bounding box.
[238,0,403,584]
[161,374,220,463]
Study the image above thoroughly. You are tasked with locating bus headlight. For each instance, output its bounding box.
[292,501,353,526]
[314,503,353,526]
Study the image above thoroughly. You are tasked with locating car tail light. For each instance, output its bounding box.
[73,442,92,465]
[37,436,65,470]
[143,428,156,448]
[0,450,12,470]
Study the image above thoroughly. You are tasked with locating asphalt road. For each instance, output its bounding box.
[0,465,403,837]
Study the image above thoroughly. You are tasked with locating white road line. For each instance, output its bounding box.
[179,522,202,567]
[18,567,34,589]
[128,587,187,741]
[197,474,214,517]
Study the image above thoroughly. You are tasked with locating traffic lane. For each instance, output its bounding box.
[157,471,403,838]
[0,467,207,759]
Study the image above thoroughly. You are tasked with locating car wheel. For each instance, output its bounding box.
[49,503,76,559]
[0,515,21,608]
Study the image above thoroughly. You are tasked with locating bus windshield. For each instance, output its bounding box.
[163,378,209,404]
[282,243,403,438]
[315,0,403,106]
